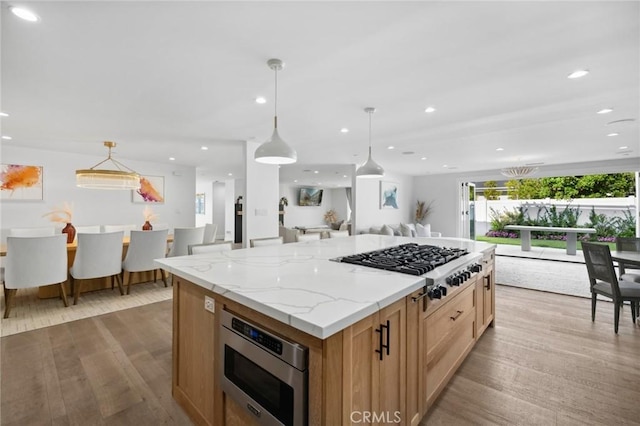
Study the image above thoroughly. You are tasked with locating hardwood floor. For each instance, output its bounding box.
[422,285,640,426]
[2,285,639,425]
[1,299,191,426]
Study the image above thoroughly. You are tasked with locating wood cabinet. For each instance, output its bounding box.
[341,299,406,425]
[424,283,476,409]
[172,276,217,426]
[476,249,496,337]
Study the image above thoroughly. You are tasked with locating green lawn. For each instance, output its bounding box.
[475,235,616,250]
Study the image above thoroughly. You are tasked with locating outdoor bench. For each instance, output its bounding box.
[504,225,596,255]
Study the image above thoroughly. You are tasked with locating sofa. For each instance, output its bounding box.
[365,223,442,238]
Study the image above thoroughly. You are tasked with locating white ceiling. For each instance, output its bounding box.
[2,1,638,186]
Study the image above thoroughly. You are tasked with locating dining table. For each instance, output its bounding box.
[1,234,174,298]
[611,250,640,270]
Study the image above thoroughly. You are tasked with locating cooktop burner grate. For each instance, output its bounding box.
[337,243,468,276]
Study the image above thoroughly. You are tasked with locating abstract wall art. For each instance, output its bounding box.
[132,175,165,203]
[0,164,44,200]
[380,181,399,209]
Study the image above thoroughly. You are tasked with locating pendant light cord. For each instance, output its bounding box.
[368,109,372,154]
[274,67,278,129]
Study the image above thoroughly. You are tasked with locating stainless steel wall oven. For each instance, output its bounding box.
[220,310,308,426]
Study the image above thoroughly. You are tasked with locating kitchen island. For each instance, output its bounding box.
[156,235,496,426]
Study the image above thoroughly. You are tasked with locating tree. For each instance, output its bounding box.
[483,181,500,200]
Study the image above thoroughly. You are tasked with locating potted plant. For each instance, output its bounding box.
[43,202,75,243]
[415,200,433,224]
[324,209,338,225]
[279,197,289,207]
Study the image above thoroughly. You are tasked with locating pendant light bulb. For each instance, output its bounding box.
[255,58,297,165]
[356,107,385,178]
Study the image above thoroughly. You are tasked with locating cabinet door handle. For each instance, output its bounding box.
[375,320,390,360]
[450,310,463,321]
[375,325,384,360]
[383,320,390,356]
[484,275,491,290]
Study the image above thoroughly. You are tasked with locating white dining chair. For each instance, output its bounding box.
[8,227,56,237]
[101,224,137,237]
[4,235,69,318]
[75,225,101,234]
[188,242,232,255]
[122,229,169,294]
[69,231,125,304]
[295,233,321,242]
[249,236,284,247]
[329,230,349,238]
[168,227,206,257]
[202,223,218,244]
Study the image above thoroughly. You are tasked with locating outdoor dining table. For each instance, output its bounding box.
[611,250,640,269]
[0,234,173,298]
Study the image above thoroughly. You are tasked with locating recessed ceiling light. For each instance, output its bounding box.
[442,164,448,168]
[1,136,12,140]
[228,173,233,176]
[340,128,349,133]
[387,146,395,150]
[619,146,628,150]
[255,97,267,104]
[496,147,504,151]
[294,179,298,183]
[313,170,319,174]
[421,157,427,160]
[424,106,436,113]
[343,175,347,178]
[10,6,39,22]
[0,112,8,117]
[597,108,613,114]
[169,157,175,161]
[607,133,619,137]
[201,146,209,150]
[567,69,589,79]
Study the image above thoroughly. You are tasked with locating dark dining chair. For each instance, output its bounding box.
[582,242,640,333]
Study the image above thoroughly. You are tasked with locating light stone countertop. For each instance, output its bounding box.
[156,234,495,339]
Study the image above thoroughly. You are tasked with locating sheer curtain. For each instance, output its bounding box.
[345,188,352,221]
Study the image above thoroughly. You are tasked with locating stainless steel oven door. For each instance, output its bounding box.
[220,312,308,426]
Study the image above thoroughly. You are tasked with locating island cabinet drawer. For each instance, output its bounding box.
[425,284,475,351]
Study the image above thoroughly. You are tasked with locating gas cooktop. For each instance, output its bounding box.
[334,243,469,276]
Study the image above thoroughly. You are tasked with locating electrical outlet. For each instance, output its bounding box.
[204,296,215,313]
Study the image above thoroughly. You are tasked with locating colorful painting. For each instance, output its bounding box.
[132,175,165,203]
[1,164,44,200]
[380,181,399,209]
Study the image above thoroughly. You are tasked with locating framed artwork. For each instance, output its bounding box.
[380,181,399,209]
[132,175,165,203]
[0,164,44,200]
[195,193,205,214]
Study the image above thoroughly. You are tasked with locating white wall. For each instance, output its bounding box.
[195,176,213,227]
[244,141,279,247]
[1,145,195,241]
[278,185,349,227]
[212,182,225,240]
[354,172,414,233]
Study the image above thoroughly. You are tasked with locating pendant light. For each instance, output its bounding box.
[500,166,539,179]
[254,58,297,164]
[356,107,385,178]
[76,141,141,190]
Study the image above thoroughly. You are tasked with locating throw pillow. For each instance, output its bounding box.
[388,224,401,236]
[406,223,417,237]
[380,224,394,236]
[416,223,431,237]
[369,226,381,235]
[399,223,412,237]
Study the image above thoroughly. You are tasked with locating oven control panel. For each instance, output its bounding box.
[232,317,283,355]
